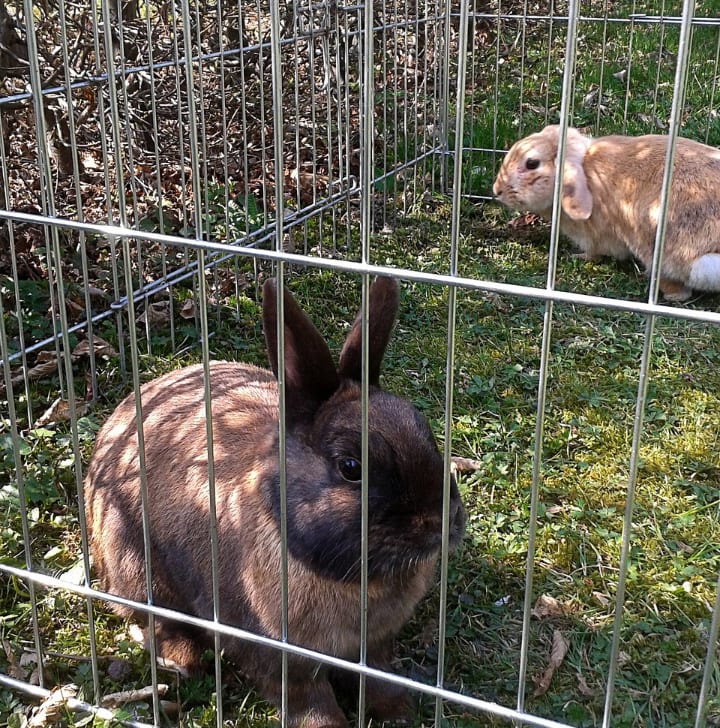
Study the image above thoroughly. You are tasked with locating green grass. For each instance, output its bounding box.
[2,201,720,727]
[3,1,720,725]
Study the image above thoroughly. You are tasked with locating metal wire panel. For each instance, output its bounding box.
[1,0,720,726]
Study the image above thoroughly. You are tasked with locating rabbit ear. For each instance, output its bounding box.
[338,276,400,386]
[560,131,593,221]
[263,279,340,419]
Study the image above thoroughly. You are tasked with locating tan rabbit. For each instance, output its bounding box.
[84,276,466,728]
[492,124,720,301]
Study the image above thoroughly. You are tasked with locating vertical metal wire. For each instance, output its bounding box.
[237,0,252,239]
[117,235,161,726]
[0,267,45,693]
[23,0,66,403]
[620,3,637,135]
[515,0,581,716]
[434,0,468,718]
[542,7,554,128]
[650,1,667,134]
[694,569,720,728]
[594,1,610,134]
[0,117,33,426]
[326,3,340,253]
[438,0,452,194]
[703,26,720,145]
[98,0,160,719]
[602,3,696,725]
[19,0,76,691]
[344,4,355,250]
[357,0,375,716]
[57,0,98,403]
[293,5,303,219]
[197,247,223,728]
[256,0,271,232]
[517,0,529,137]
[143,0,176,349]
[491,0,505,180]
[49,217,102,708]
[52,0,102,701]
[177,2,225,723]
[113,2,146,332]
[268,0,289,721]
[168,1,192,246]
[89,0,126,375]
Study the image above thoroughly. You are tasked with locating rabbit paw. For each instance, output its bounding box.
[365,678,415,723]
[659,279,692,302]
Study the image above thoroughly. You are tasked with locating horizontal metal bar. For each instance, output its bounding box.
[2,210,720,327]
[0,13,444,107]
[460,12,720,28]
[0,673,156,728]
[0,563,573,728]
[0,183,364,366]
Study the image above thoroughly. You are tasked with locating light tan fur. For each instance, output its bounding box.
[493,124,720,301]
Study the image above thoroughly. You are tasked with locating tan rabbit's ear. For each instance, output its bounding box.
[560,133,593,221]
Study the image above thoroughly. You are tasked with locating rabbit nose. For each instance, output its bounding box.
[492,181,502,198]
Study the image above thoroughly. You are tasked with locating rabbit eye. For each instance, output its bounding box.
[525,157,540,170]
[338,457,362,482]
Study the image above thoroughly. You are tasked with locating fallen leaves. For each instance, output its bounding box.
[531,593,569,620]
[28,684,78,727]
[530,594,573,699]
[1,336,117,417]
[532,629,569,697]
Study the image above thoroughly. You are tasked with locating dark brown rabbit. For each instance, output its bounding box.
[84,276,466,728]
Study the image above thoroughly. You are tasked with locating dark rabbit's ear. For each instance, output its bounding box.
[262,279,340,421]
[338,276,400,385]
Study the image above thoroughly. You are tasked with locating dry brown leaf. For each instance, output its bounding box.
[71,335,117,360]
[26,356,60,382]
[35,397,72,426]
[577,672,594,697]
[2,640,25,680]
[137,300,171,326]
[64,298,85,319]
[179,297,195,319]
[509,212,543,229]
[532,629,569,697]
[419,619,438,649]
[101,683,169,708]
[592,591,611,607]
[531,594,567,620]
[28,684,78,727]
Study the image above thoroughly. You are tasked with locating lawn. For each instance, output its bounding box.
[2,0,720,726]
[2,199,720,727]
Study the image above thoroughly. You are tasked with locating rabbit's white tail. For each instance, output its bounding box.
[688,254,720,292]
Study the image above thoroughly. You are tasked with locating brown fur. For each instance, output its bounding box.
[85,277,465,728]
[493,125,720,300]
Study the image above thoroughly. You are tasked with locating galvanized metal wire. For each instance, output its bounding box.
[1,1,720,726]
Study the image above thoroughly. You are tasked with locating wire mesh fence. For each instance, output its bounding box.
[2,0,720,726]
